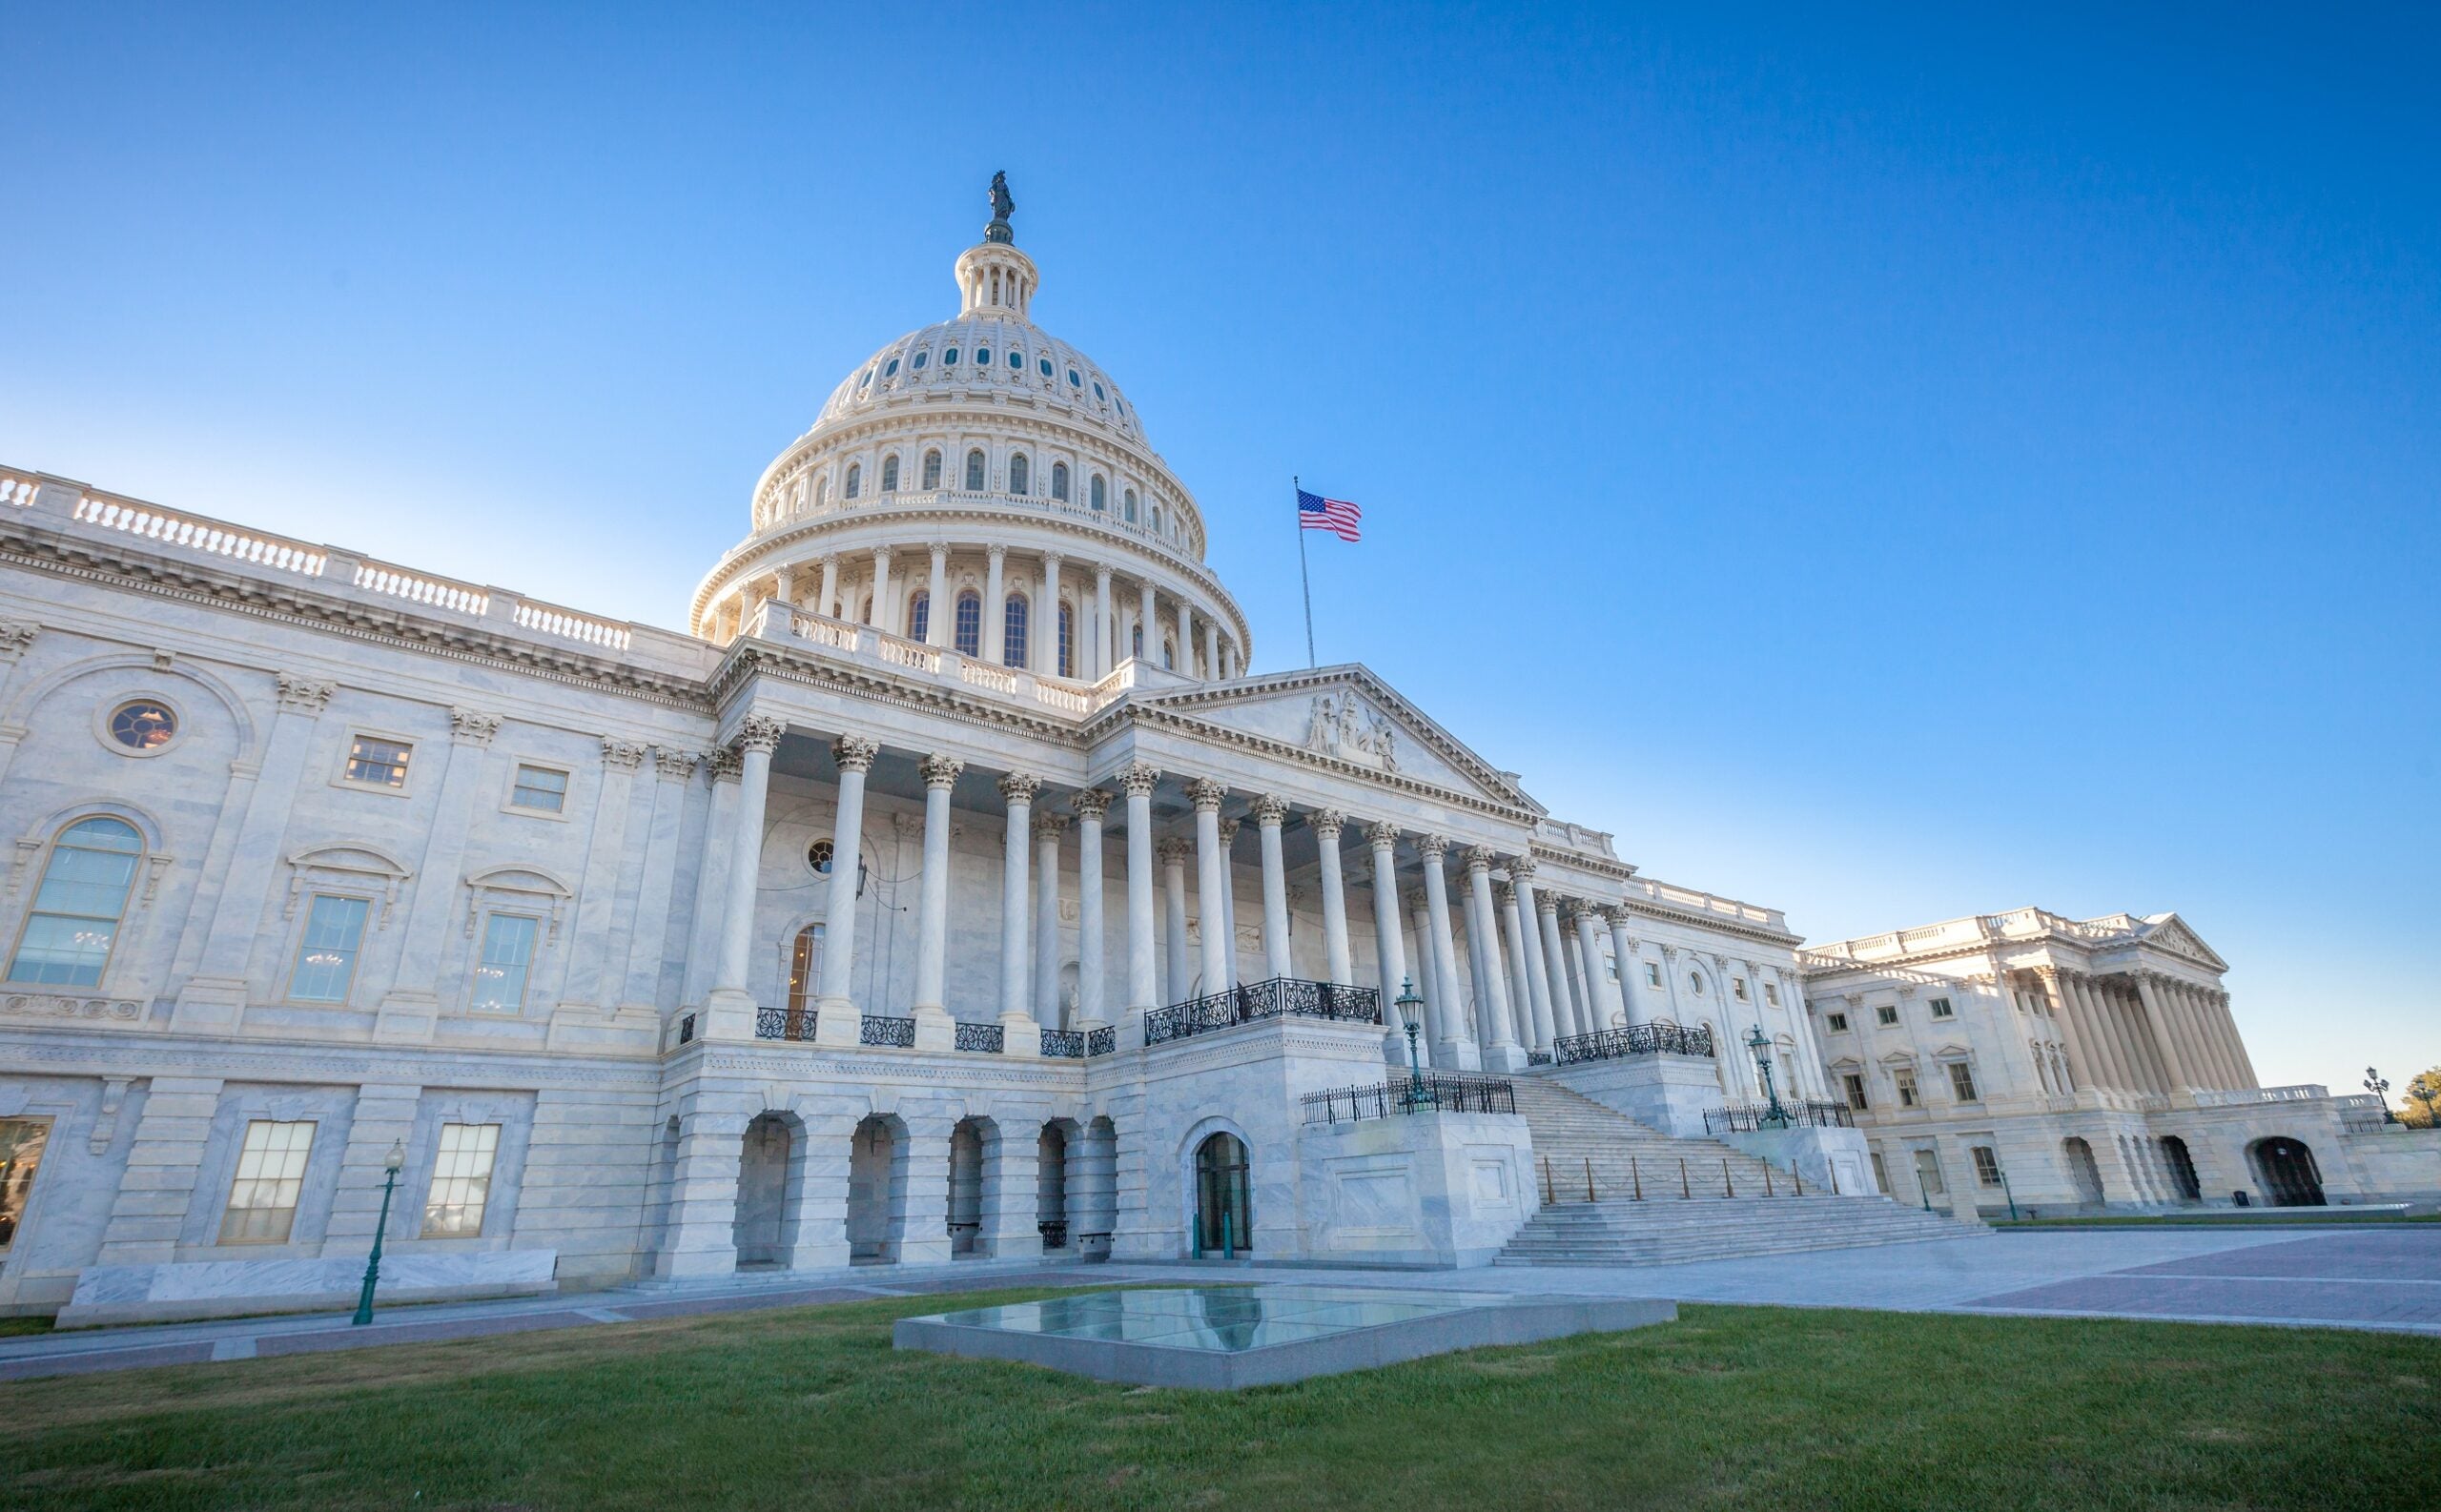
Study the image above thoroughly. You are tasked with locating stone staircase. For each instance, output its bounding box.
[1495,1076,1966,1266]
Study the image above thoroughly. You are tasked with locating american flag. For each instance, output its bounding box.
[1297,487,1362,542]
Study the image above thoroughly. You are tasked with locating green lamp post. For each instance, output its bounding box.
[1395,978,1434,1111]
[351,1140,407,1327]
[1745,1024,1791,1128]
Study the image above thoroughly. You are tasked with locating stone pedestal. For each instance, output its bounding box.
[1545,1052,1724,1139]
[1295,1109,1536,1267]
[1715,1124,1876,1197]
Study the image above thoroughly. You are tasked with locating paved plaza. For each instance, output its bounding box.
[0,1225,2432,1381]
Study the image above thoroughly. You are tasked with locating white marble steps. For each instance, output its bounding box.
[1494,1195,1963,1266]
[1507,1077,1794,1202]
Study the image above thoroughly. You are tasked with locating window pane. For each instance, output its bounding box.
[1002,596,1028,668]
[220,1119,315,1244]
[345,736,412,787]
[1949,1063,1979,1101]
[8,818,145,987]
[511,765,568,811]
[472,914,540,1012]
[290,894,370,1002]
[0,1118,51,1255]
[421,1122,502,1237]
[954,594,981,657]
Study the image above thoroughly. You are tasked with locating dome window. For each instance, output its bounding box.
[921,450,942,490]
[844,462,861,500]
[1002,594,1028,669]
[975,346,991,365]
[954,591,982,657]
[906,590,930,643]
[1051,461,1070,501]
[859,368,872,389]
[1124,488,1138,523]
[944,347,960,365]
[1093,381,1106,401]
[1009,453,1029,496]
[965,449,986,492]
[1090,476,1106,512]
[884,358,900,378]
[881,455,899,492]
[913,350,929,370]
[1067,368,1082,388]
[1038,358,1054,378]
[1009,350,1023,370]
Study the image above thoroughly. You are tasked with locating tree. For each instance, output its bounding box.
[2402,1067,2441,1129]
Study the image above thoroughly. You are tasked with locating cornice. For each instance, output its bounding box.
[1106,702,1538,828]
[711,644,1089,746]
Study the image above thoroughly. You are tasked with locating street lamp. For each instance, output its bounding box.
[1395,979,1435,1112]
[1745,1024,1791,1127]
[2411,1080,2441,1131]
[2364,1067,2396,1123]
[352,1140,407,1327]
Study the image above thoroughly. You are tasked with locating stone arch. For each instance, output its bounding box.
[5,652,260,763]
[2248,1135,2326,1207]
[2062,1135,2105,1205]
[2161,1134,2202,1201]
[848,1111,909,1261]
[733,1109,808,1267]
[1179,1114,1255,1257]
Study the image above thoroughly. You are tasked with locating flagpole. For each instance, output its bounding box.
[1294,476,1317,668]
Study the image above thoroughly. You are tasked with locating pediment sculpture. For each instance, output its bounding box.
[1305,691,1399,773]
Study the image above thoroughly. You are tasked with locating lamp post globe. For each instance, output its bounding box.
[352,1139,407,1327]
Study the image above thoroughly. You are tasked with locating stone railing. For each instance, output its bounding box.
[769,604,1112,720]
[2192,1084,2328,1107]
[1621,877,1788,933]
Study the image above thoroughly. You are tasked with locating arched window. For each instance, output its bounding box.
[944,346,960,365]
[913,349,929,370]
[880,455,899,492]
[1151,505,1162,534]
[7,816,142,987]
[1194,1132,1252,1256]
[1090,476,1106,512]
[1038,357,1054,378]
[785,922,824,1032]
[921,449,942,490]
[883,357,899,378]
[1162,637,1176,671]
[844,462,861,500]
[906,590,930,643]
[1003,594,1029,668]
[1008,453,1029,496]
[974,346,991,366]
[965,449,986,492]
[814,475,829,509]
[1008,349,1023,369]
[1057,601,1074,678]
[1052,461,1070,501]
[1124,488,1138,523]
[1131,623,1143,660]
[954,590,982,656]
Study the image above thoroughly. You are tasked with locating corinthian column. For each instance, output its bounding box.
[1536,892,1579,1039]
[704,712,786,1039]
[1496,881,1545,1053]
[1254,794,1294,981]
[870,547,892,628]
[808,734,879,1045]
[1158,837,1193,1005]
[1465,848,1524,1068]
[1187,779,1231,995]
[1574,904,1622,1033]
[2133,971,2195,1095]
[1217,819,1241,987]
[1365,823,1409,1057]
[1118,763,1160,1034]
[1034,812,1068,1027]
[910,754,962,1049]
[996,772,1040,1053]
[1508,859,1558,1048]
[1311,810,1352,986]
[982,544,1007,663]
[1605,909,1648,1029]
[1072,789,1110,1032]
[1404,888,1442,1067]
[1036,552,1065,676]
[1416,836,1476,1070]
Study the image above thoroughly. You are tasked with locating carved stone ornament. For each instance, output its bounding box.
[1363,819,1403,849]
[1493,881,1515,907]
[918,753,965,789]
[601,739,648,770]
[1308,807,1346,839]
[651,746,703,781]
[1185,777,1228,812]
[1403,888,1431,913]
[708,747,745,784]
[0,622,37,659]
[1156,837,1194,866]
[1033,811,1071,840]
[449,708,504,746]
[1116,761,1160,797]
[1251,793,1290,827]
[1464,845,1499,873]
[275,673,336,713]
[1217,819,1240,847]
[1413,832,1449,862]
[735,714,787,754]
[1535,891,1561,916]
[1507,854,1538,882]
[832,733,880,773]
[1303,690,1399,773]
[1069,787,1111,822]
[997,770,1041,805]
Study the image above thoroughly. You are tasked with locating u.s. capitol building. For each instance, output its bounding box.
[0,181,2430,1324]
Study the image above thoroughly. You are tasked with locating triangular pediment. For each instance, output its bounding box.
[1125,664,1539,811]
[2138,913,2227,971]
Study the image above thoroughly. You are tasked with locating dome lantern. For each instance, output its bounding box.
[956,171,1037,318]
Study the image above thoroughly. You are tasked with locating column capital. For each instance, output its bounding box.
[708,747,744,784]
[275,673,337,713]
[651,745,703,782]
[601,739,649,771]
[1402,887,1431,913]
[1507,854,1538,881]
[1094,562,1113,583]
[918,753,964,789]
[1363,819,1402,850]
[997,770,1041,806]
[1116,761,1161,797]
[1605,907,1636,932]
[1535,890,1561,917]
[1185,777,1228,812]
[441,707,501,746]
[986,542,1008,563]
[1251,793,1290,827]
[1308,807,1346,840]
[929,541,949,564]
[1413,832,1449,862]
[1157,836,1195,866]
[0,621,36,660]
[735,714,787,754]
[871,543,892,564]
[1033,811,1071,840]
[1463,845,1498,874]
[1070,787,1112,822]
[1493,880,1516,907]
[831,734,880,773]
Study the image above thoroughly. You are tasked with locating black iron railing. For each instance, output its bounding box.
[1553,1022,1715,1064]
[1144,977,1383,1046]
[861,1014,915,1048]
[954,1020,1005,1053]
[1086,1026,1116,1057]
[677,1012,696,1045]
[1302,1072,1519,1125]
[1041,1029,1086,1058]
[1039,1219,1069,1249]
[754,1007,817,1042]
[1526,1050,1552,1067]
[1701,1100,1854,1134]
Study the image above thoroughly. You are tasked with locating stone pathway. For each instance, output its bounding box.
[1,1227,2432,1381]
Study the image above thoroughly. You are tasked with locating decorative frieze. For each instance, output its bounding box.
[601,739,648,769]
[275,673,336,713]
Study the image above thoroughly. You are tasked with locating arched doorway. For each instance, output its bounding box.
[2251,1137,2326,1207]
[2162,1136,2202,1201]
[2062,1137,2105,1206]
[1037,1122,1072,1251]
[734,1113,799,1267]
[848,1114,906,1262]
[948,1118,987,1256]
[1193,1132,1252,1257]
[1078,1115,1119,1259]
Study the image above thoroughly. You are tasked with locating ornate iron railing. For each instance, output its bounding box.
[1144,977,1383,1046]
[677,1012,696,1046]
[954,1020,1006,1053]
[1702,1100,1854,1134]
[1526,1050,1552,1067]
[754,1007,817,1042]
[1041,1029,1086,1058]
[1553,1022,1715,1064]
[861,1014,915,1048]
[1303,1072,1519,1125]
[1039,1219,1069,1249]
[1086,1026,1116,1057]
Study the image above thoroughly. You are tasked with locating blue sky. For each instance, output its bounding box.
[5,4,2433,1098]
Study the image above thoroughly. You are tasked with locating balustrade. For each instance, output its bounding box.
[1701,1101,1854,1134]
[1144,977,1382,1046]
[1553,1022,1716,1064]
[860,1014,916,1048]
[1302,1072,1518,1125]
[954,1020,1006,1053]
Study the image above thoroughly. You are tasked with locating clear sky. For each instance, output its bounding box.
[5,4,2434,1100]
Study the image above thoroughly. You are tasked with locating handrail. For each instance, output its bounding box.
[1144,977,1382,1045]
[1553,1022,1716,1064]
[1303,1073,1518,1124]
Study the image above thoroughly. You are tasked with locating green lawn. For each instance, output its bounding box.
[1993,1212,2441,1228]
[3,1288,2435,1511]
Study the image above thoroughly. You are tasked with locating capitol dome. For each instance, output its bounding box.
[692,175,1246,685]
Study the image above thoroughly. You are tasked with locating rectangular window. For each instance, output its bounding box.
[219,1119,316,1244]
[1929,996,1954,1019]
[1826,1011,1850,1032]
[1948,1062,1979,1102]
[1644,962,1662,989]
[1896,1068,1919,1108]
[0,1118,52,1255]
[1972,1146,2002,1187]
[1843,1073,1869,1111]
[470,914,540,1013]
[344,735,413,788]
[1869,1150,1889,1194]
[1876,1004,1898,1026]
[289,894,371,1003]
[509,764,568,813]
[1914,1146,1946,1196]
[421,1122,502,1237]
[1764,982,1780,1007]
[1732,976,1749,1002]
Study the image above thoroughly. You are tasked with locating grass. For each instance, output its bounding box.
[1,1288,2435,1511]
[0,1318,50,1338]
[1993,1212,2441,1228]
